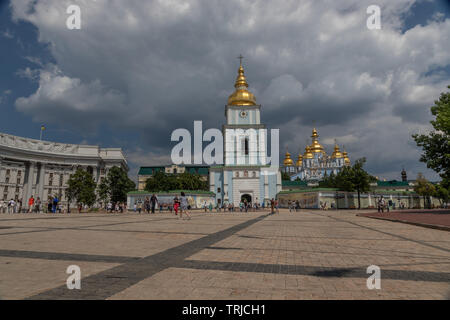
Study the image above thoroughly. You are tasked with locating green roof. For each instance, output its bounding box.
[138,167,165,175]
[138,166,209,176]
[279,188,338,194]
[282,180,308,186]
[376,180,409,187]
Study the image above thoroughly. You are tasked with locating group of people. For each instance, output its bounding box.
[377,196,390,213]
[106,202,127,213]
[287,200,303,212]
[0,195,61,214]
[132,193,191,219]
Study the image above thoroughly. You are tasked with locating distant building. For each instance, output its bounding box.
[282,128,350,181]
[0,131,128,209]
[137,165,209,191]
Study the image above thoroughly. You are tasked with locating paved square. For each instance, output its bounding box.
[0,210,449,300]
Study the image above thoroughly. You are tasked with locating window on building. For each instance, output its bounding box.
[5,177,9,184]
[3,194,7,201]
[244,138,249,155]
[17,170,21,176]
[48,188,52,195]
[6,169,10,175]
[217,187,221,193]
[15,187,19,193]
[4,186,8,192]
[59,174,64,186]
[17,178,21,184]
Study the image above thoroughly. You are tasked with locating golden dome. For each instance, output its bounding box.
[303,145,314,159]
[331,144,344,159]
[309,128,326,154]
[296,154,303,167]
[283,150,294,166]
[227,62,257,106]
[343,149,350,165]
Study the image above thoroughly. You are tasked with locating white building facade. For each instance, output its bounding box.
[210,61,281,207]
[0,132,128,210]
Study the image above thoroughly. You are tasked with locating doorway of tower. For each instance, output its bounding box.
[241,194,252,203]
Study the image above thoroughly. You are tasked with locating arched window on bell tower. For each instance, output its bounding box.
[244,137,249,156]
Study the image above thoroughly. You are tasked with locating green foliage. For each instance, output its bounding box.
[321,158,375,209]
[414,173,436,209]
[66,169,97,207]
[413,85,450,188]
[144,170,208,192]
[434,184,449,204]
[98,166,136,204]
[281,171,290,181]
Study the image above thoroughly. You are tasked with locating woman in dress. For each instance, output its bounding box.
[179,192,191,220]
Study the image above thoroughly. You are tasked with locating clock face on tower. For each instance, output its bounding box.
[239,110,248,118]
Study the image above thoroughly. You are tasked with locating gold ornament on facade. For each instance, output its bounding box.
[303,145,314,159]
[309,128,326,154]
[343,149,350,165]
[283,150,294,166]
[296,153,303,167]
[331,143,344,159]
[227,61,257,106]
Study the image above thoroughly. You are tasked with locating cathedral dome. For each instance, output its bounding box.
[283,150,294,166]
[303,145,314,159]
[309,128,326,154]
[296,154,303,167]
[331,143,344,159]
[227,63,257,106]
[342,149,350,165]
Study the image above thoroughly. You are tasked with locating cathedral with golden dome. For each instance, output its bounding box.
[283,128,350,181]
[209,57,282,207]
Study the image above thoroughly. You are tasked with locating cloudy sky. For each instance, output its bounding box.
[1,0,449,181]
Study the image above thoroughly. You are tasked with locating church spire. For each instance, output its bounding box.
[227,55,257,106]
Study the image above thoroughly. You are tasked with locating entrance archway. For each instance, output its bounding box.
[241,194,252,203]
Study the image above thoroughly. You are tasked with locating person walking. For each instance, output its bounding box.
[35,197,41,213]
[270,198,275,214]
[173,196,180,216]
[28,195,35,213]
[179,192,191,220]
[150,194,158,214]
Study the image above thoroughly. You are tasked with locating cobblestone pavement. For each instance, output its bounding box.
[0,209,448,300]
[358,210,450,230]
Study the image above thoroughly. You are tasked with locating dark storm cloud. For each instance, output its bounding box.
[9,0,450,180]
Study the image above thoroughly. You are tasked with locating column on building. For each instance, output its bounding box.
[36,162,46,202]
[23,161,36,209]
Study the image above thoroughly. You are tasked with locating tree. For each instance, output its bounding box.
[434,184,449,206]
[319,171,337,188]
[281,171,290,181]
[97,177,109,208]
[144,170,207,192]
[145,170,179,192]
[66,169,97,210]
[333,158,375,209]
[414,173,436,209]
[98,166,136,204]
[178,172,208,191]
[413,85,450,188]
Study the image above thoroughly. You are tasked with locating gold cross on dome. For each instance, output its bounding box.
[237,54,244,65]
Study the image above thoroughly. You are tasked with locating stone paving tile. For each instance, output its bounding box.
[0,210,449,300]
[0,257,118,299]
